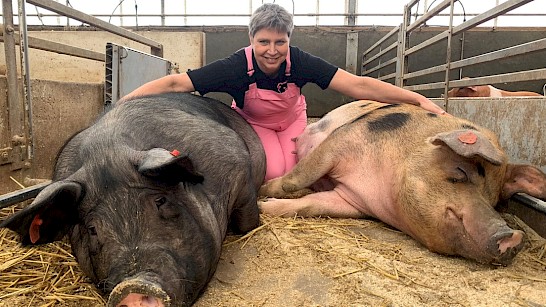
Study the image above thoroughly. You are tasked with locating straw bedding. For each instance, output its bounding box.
[1,203,545,307]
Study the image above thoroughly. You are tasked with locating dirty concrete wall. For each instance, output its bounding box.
[431,97,546,173]
[0,77,103,194]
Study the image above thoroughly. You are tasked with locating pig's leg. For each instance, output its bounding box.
[259,190,366,218]
[229,179,261,234]
[259,139,340,198]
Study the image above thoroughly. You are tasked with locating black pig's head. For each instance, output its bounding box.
[1,147,220,306]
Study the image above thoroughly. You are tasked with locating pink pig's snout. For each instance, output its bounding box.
[116,293,166,307]
[488,227,525,265]
[107,274,171,307]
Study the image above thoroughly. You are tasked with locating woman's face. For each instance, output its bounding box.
[250,28,290,77]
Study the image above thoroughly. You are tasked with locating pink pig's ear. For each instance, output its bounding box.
[501,164,546,200]
[430,129,506,166]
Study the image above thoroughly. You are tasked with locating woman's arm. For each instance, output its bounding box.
[328,68,446,115]
[119,73,195,103]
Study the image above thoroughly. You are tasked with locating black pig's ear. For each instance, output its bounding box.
[429,129,506,166]
[137,148,204,185]
[0,181,82,245]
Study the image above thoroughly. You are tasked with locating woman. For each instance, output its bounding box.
[121,3,446,181]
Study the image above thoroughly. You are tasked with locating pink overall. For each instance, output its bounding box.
[231,46,307,181]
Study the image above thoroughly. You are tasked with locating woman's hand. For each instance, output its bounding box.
[416,97,449,115]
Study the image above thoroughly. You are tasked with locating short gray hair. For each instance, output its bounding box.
[249,3,294,38]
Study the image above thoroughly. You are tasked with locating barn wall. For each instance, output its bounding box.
[1,26,543,116]
[0,77,103,194]
[0,30,204,83]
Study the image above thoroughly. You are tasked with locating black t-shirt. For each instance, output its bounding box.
[187,46,338,108]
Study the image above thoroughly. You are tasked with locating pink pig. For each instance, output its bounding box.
[259,100,546,265]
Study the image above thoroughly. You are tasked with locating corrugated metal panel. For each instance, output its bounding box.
[104,43,173,106]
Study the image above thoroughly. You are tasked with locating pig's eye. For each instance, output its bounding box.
[449,167,468,183]
[88,226,97,236]
[155,196,167,208]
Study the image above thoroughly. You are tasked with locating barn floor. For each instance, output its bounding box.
[0,210,545,307]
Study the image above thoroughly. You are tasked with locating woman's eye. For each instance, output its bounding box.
[155,196,167,208]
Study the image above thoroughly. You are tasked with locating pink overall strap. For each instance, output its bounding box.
[244,45,291,77]
[245,46,254,76]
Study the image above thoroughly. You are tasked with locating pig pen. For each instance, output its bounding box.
[1,203,545,307]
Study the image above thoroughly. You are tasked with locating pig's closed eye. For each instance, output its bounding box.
[88,226,97,236]
[449,167,468,183]
[153,195,180,219]
[155,196,167,208]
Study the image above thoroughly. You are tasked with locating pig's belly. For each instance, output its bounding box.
[335,173,403,231]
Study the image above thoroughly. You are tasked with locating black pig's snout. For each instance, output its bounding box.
[107,273,173,307]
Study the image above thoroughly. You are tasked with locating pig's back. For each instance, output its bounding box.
[59,93,265,189]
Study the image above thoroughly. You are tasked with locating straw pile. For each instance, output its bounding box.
[0,203,104,307]
[1,203,545,307]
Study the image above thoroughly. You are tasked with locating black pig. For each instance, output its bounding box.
[1,93,266,306]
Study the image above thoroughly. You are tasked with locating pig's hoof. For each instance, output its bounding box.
[281,182,299,193]
[107,276,171,307]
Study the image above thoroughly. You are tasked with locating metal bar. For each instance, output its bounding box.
[362,58,397,76]
[0,34,105,61]
[26,0,163,56]
[407,0,452,32]
[346,0,357,26]
[378,72,396,81]
[362,26,400,56]
[449,69,546,87]
[18,0,34,161]
[395,3,412,87]
[404,38,546,80]
[405,0,421,9]
[362,42,397,67]
[160,0,165,26]
[0,181,51,209]
[346,32,358,74]
[404,64,446,80]
[2,0,24,149]
[405,81,446,91]
[9,12,546,18]
[451,38,546,70]
[442,0,456,102]
[404,68,546,91]
[405,0,534,56]
[512,193,546,215]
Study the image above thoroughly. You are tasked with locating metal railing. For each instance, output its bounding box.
[361,0,546,100]
[0,0,164,191]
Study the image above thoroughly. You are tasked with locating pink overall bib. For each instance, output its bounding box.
[231,46,307,181]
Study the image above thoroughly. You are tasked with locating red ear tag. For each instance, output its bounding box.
[29,214,43,244]
[458,131,478,144]
[170,149,180,157]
